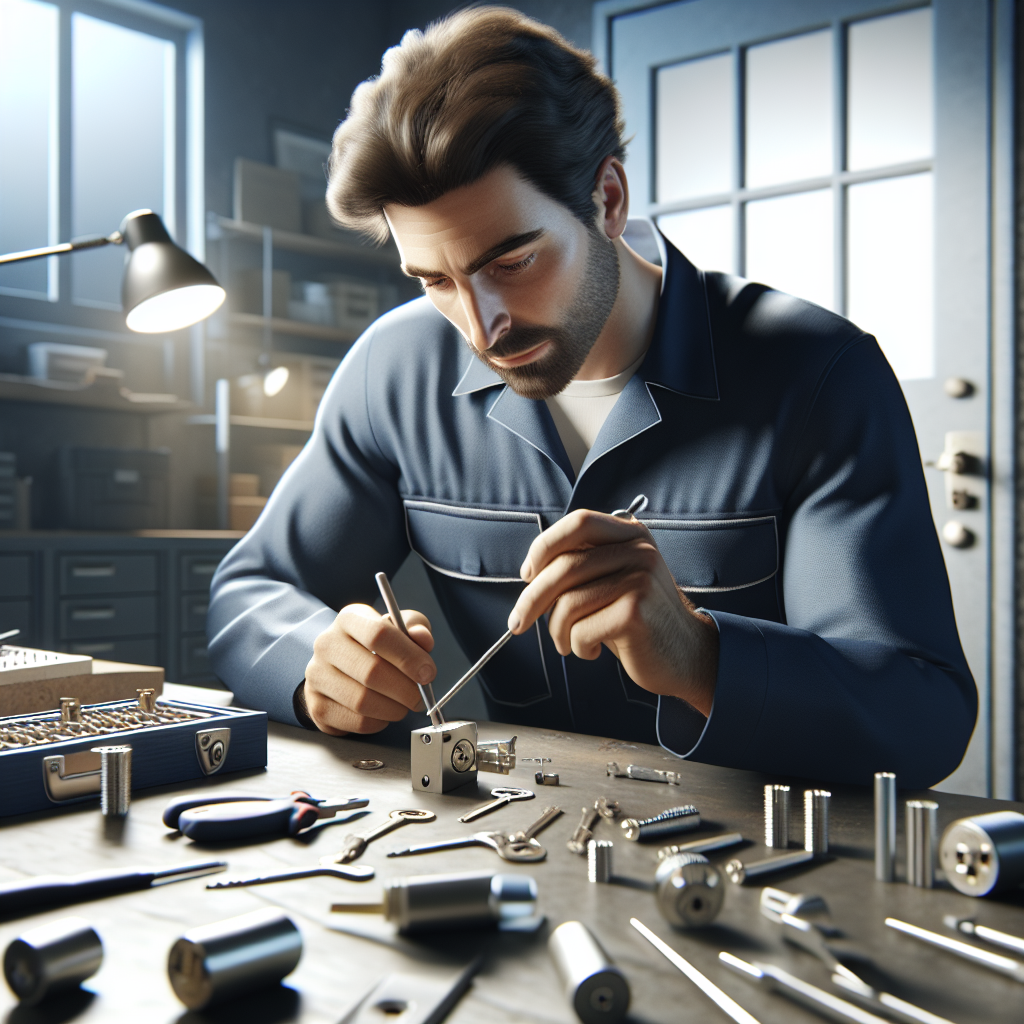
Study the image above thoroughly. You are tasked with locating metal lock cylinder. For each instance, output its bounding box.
[654,851,724,928]
[382,871,537,932]
[410,720,478,793]
[939,810,1024,896]
[549,920,630,1024]
[3,917,102,1006]
[167,908,302,1011]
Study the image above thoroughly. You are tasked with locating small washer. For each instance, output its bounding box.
[352,759,385,770]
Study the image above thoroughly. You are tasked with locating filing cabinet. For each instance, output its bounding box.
[0,534,237,686]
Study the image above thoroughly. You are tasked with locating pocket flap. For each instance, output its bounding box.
[646,516,778,591]
[405,501,542,581]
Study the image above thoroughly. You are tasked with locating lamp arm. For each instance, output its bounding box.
[0,231,123,266]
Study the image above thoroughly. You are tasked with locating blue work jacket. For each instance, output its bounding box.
[208,235,976,788]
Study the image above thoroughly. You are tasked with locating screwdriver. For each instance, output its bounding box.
[0,862,226,919]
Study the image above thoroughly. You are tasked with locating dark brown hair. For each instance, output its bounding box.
[326,6,626,243]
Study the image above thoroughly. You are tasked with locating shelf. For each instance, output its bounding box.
[187,414,314,432]
[227,312,359,344]
[0,371,190,414]
[211,216,400,269]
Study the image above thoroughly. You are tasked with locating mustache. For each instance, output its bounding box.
[486,324,567,361]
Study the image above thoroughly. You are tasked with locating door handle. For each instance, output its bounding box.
[42,752,102,802]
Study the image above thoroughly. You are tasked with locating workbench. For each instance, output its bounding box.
[0,717,1020,1023]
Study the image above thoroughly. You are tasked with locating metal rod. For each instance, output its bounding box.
[426,494,649,719]
[631,919,761,1024]
[885,918,1024,984]
[874,773,896,882]
[376,572,441,726]
[0,628,20,642]
[906,800,938,888]
[0,232,119,265]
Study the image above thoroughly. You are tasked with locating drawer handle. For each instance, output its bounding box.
[190,563,218,576]
[71,642,115,654]
[71,608,115,621]
[43,753,102,802]
[72,565,116,578]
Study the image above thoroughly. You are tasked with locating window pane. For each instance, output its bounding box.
[0,0,57,298]
[745,189,833,310]
[848,173,933,380]
[658,206,734,273]
[745,30,833,188]
[72,14,174,308]
[848,8,933,171]
[656,53,733,203]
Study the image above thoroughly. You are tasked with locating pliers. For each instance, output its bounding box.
[162,791,369,842]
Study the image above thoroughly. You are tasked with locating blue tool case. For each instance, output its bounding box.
[0,699,267,817]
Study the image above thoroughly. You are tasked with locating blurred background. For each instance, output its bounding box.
[0,0,1016,799]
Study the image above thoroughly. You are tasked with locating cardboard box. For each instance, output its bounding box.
[229,495,267,532]
[0,659,164,717]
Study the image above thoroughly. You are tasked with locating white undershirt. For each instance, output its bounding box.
[545,350,648,476]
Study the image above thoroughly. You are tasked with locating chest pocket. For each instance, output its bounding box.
[646,516,781,621]
[404,500,542,580]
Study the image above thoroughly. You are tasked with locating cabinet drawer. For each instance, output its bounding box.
[60,596,158,639]
[180,594,209,634]
[62,636,159,666]
[60,554,157,596]
[180,635,212,679]
[180,553,222,592]
[0,600,32,640]
[0,555,31,598]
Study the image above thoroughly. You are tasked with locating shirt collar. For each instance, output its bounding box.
[452,219,719,401]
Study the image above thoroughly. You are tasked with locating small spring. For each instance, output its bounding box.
[621,805,700,841]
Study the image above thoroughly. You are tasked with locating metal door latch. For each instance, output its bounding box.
[42,751,102,802]
[195,728,230,775]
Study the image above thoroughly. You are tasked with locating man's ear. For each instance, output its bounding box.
[592,156,630,241]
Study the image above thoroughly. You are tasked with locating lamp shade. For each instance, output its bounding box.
[120,210,225,333]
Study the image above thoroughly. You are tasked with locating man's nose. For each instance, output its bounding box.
[461,282,510,352]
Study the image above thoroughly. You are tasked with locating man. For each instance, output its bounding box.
[208,7,976,787]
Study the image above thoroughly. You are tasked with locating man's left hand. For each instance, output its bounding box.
[507,509,718,716]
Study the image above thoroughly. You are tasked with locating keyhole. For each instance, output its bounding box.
[375,998,409,1014]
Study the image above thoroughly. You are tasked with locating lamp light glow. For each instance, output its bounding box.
[126,283,225,333]
[262,366,290,397]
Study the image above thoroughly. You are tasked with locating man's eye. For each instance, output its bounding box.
[422,277,451,291]
[498,253,536,274]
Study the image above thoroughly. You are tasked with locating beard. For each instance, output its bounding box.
[469,228,621,401]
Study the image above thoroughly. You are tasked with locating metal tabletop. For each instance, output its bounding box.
[0,719,1020,1023]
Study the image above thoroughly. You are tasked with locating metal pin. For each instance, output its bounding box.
[803,790,830,854]
[621,806,700,842]
[726,850,815,884]
[59,698,81,725]
[535,771,559,786]
[906,800,939,888]
[136,688,156,714]
[588,840,613,883]
[764,785,790,849]
[874,772,896,882]
[91,745,132,816]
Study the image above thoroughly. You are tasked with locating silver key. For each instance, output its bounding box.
[568,804,601,855]
[320,809,435,865]
[509,805,563,843]
[458,787,534,823]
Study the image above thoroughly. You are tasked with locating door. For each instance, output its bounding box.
[595,0,1016,797]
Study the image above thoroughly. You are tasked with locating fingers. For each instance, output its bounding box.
[303,603,437,735]
[520,509,648,583]
[510,534,664,634]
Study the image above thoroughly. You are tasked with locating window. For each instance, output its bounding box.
[654,7,934,380]
[0,0,202,327]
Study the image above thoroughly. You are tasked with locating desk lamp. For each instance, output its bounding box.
[0,210,225,333]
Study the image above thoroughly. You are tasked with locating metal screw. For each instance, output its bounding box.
[91,745,132,816]
[764,785,790,848]
[621,805,700,842]
[804,790,830,854]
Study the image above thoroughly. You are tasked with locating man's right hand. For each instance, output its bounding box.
[302,603,437,735]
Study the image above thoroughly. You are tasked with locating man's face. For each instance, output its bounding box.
[385,164,620,400]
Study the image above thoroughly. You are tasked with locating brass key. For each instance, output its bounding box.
[320,809,435,865]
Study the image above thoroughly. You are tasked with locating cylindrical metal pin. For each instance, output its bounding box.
[136,688,156,714]
[874,772,897,882]
[59,697,81,725]
[725,849,814,884]
[588,840,613,883]
[655,852,724,928]
[167,908,302,1011]
[3,917,102,1006]
[804,790,830,854]
[536,771,560,786]
[549,920,630,1024]
[91,745,132,816]
[765,785,790,848]
[620,805,700,842]
[906,799,939,888]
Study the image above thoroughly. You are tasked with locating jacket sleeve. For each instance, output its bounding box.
[658,335,978,788]
[206,328,410,725]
